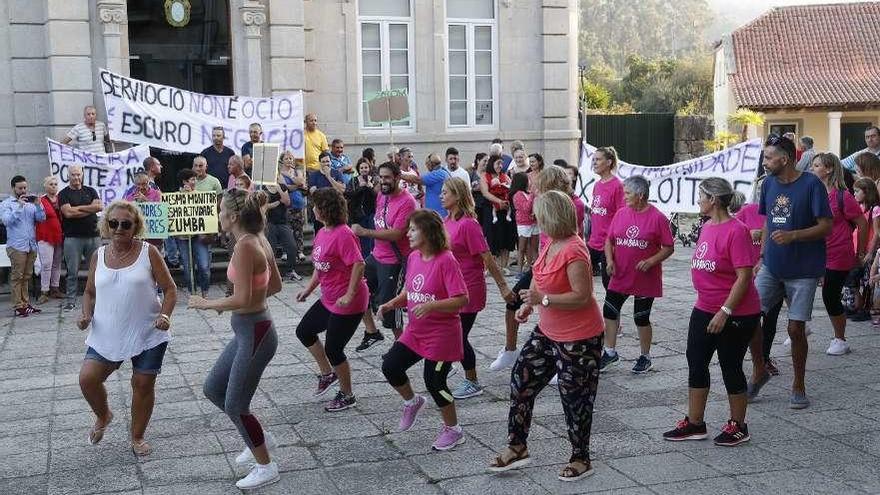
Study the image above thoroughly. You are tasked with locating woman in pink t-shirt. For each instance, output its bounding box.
[588,147,625,289]
[377,210,469,451]
[662,178,761,446]
[851,177,880,320]
[811,153,868,356]
[510,172,538,272]
[440,178,515,400]
[488,191,603,481]
[601,175,674,374]
[294,189,369,413]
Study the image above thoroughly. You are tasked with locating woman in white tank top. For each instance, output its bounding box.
[77,201,177,457]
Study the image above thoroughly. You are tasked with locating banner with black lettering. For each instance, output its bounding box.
[47,138,149,205]
[163,192,219,236]
[99,69,304,157]
[577,139,763,214]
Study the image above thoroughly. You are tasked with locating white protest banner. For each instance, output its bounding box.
[577,139,763,214]
[99,69,304,157]
[136,202,170,239]
[47,138,150,205]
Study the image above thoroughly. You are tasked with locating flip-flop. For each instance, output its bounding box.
[88,413,113,445]
[131,439,153,456]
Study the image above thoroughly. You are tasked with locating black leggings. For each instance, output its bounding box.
[381,341,454,408]
[588,247,610,289]
[686,308,758,394]
[460,312,479,371]
[295,300,363,366]
[603,289,655,326]
[761,300,783,361]
[822,268,849,317]
[505,270,533,312]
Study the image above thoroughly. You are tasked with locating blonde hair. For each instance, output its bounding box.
[99,201,146,238]
[813,152,847,191]
[223,189,269,234]
[43,175,57,188]
[534,190,577,239]
[442,177,475,220]
[536,165,573,195]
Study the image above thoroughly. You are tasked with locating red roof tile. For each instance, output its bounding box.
[729,2,880,109]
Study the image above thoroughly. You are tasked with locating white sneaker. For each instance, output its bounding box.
[826,338,851,356]
[489,349,519,371]
[549,374,559,385]
[783,326,812,346]
[235,461,280,490]
[783,336,791,346]
[235,431,277,466]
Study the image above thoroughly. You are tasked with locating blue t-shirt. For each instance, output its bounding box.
[759,172,831,279]
[200,145,235,188]
[308,169,344,190]
[329,153,353,184]
[423,168,450,217]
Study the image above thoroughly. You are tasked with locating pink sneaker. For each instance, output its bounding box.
[431,424,465,451]
[398,395,426,432]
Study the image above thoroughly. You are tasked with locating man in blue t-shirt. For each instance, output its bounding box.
[752,134,832,410]
[200,127,235,187]
[400,153,449,217]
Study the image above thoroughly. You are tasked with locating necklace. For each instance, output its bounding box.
[109,241,137,264]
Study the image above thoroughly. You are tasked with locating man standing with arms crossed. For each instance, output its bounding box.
[59,165,104,311]
[751,134,832,409]
[351,162,417,351]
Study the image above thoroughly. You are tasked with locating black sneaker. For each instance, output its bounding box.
[663,416,708,441]
[631,355,653,374]
[599,350,620,373]
[765,358,780,376]
[324,390,357,412]
[314,372,339,397]
[63,302,76,311]
[713,419,750,446]
[355,331,384,352]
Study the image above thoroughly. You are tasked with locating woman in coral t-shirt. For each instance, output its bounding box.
[377,210,469,452]
[488,191,603,482]
[441,178,515,401]
[602,175,674,374]
[294,189,369,413]
[662,178,760,447]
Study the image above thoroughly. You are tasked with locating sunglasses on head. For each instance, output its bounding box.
[108,219,133,231]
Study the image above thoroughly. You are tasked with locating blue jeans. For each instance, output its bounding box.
[164,237,180,264]
[358,214,375,259]
[177,237,212,292]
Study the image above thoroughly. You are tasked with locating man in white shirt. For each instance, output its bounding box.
[62,105,110,154]
[444,147,470,185]
[841,125,880,171]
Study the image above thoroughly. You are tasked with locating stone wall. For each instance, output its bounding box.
[673,115,713,162]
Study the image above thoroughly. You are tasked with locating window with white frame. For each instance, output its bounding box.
[358,0,413,129]
[447,0,496,128]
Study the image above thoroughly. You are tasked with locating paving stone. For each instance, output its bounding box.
[311,435,403,467]
[609,452,721,484]
[649,476,753,494]
[48,464,139,495]
[326,459,435,494]
[140,453,234,486]
[736,468,861,495]
[523,461,639,493]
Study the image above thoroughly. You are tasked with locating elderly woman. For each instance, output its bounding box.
[77,201,177,456]
[36,175,64,303]
[279,150,308,261]
[663,178,760,446]
[124,172,161,203]
[488,190,604,481]
[601,175,674,374]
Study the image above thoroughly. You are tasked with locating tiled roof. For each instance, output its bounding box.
[729,2,880,109]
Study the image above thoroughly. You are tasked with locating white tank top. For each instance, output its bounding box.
[85,242,167,361]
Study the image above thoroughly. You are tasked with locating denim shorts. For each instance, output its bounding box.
[754,267,819,322]
[84,341,168,375]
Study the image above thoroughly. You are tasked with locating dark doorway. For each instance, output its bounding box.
[127,0,233,192]
[841,122,873,159]
[768,123,797,137]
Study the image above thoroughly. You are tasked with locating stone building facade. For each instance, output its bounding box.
[0,0,580,188]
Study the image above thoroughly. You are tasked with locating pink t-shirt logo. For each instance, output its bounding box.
[375,216,387,229]
[692,241,716,272]
[408,273,435,304]
[592,194,608,216]
[626,225,640,238]
[412,273,425,292]
[617,225,649,249]
[312,245,331,272]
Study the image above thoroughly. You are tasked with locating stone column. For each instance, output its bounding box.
[828,111,843,156]
[541,0,579,164]
[97,0,128,75]
[240,0,267,96]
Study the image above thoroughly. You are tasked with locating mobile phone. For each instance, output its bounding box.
[24,195,37,203]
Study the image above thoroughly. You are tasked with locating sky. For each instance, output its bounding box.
[705,0,874,39]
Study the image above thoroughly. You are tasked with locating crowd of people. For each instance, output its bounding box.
[6,104,880,490]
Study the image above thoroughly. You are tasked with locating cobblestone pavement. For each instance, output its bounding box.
[2,246,880,494]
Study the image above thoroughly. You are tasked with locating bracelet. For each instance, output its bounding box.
[720,306,732,316]
[159,313,171,322]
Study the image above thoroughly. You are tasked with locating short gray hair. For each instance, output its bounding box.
[489,143,503,156]
[800,136,814,149]
[622,175,650,200]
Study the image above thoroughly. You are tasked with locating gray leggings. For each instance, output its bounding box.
[203,310,278,449]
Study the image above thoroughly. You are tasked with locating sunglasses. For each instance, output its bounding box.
[108,219,133,231]
[765,133,784,146]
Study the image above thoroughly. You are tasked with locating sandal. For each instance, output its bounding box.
[88,413,113,445]
[487,444,530,473]
[558,459,594,482]
[131,439,153,456]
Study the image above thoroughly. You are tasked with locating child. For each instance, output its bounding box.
[509,172,538,272]
[487,158,512,223]
[853,178,880,321]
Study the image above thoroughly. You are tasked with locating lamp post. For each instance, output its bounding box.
[578,64,588,144]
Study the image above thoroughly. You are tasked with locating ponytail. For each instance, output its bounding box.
[223,188,268,234]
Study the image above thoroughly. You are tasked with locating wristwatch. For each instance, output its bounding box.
[541,295,550,307]
[720,306,732,316]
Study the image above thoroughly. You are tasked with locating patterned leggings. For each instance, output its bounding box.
[287,209,305,255]
[507,328,602,463]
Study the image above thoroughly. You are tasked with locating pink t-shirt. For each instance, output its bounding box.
[399,250,469,362]
[312,225,369,315]
[853,205,879,254]
[513,191,535,226]
[588,177,625,250]
[372,190,418,264]
[607,205,674,297]
[444,215,490,314]
[826,189,862,271]
[533,236,605,342]
[691,219,761,316]
[735,203,765,263]
[540,194,586,248]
